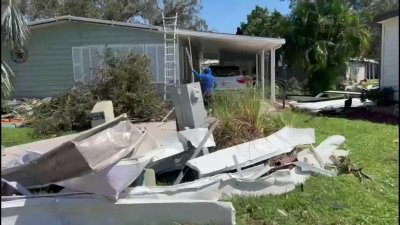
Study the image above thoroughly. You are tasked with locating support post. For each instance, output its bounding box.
[261,50,265,100]
[256,54,259,87]
[369,63,372,80]
[271,48,276,103]
[373,64,375,79]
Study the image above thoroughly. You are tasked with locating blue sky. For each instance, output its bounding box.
[200,0,290,33]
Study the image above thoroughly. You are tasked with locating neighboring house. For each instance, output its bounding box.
[376,10,399,101]
[346,58,379,83]
[2,16,285,102]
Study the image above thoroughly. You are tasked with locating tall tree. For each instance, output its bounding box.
[156,0,207,30]
[1,0,30,98]
[284,0,370,93]
[240,6,290,38]
[281,0,399,59]
[348,0,399,59]
[20,0,207,31]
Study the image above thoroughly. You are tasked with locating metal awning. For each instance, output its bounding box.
[176,29,285,58]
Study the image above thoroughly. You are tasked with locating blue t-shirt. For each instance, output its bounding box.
[192,70,216,95]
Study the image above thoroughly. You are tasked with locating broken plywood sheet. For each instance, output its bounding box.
[2,119,145,188]
[187,127,315,177]
[1,197,235,225]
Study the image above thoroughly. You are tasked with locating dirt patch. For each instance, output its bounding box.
[321,108,399,125]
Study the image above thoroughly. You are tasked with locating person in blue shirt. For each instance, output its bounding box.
[192,67,216,107]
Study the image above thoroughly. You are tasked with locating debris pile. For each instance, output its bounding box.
[1,98,50,128]
[1,83,352,225]
[288,90,375,113]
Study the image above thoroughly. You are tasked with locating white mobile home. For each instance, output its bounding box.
[376,10,399,100]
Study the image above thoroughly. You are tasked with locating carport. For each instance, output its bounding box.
[176,29,285,102]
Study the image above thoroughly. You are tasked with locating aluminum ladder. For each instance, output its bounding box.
[162,12,178,101]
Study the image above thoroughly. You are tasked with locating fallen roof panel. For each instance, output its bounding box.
[1,115,146,187]
[186,127,315,177]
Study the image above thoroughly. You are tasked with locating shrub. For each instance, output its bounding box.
[212,88,285,149]
[92,53,164,121]
[30,53,165,136]
[30,85,97,136]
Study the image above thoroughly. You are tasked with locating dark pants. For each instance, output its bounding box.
[203,92,213,108]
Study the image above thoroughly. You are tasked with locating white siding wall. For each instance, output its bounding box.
[381,17,399,100]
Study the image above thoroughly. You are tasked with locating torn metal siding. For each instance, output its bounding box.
[1,115,146,187]
[186,127,315,177]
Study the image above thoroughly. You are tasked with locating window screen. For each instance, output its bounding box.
[72,44,164,84]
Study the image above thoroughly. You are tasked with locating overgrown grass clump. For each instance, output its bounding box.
[212,88,285,149]
[30,54,166,137]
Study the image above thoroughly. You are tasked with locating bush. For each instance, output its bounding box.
[366,87,396,106]
[276,77,306,97]
[212,88,285,149]
[30,53,165,136]
[30,85,97,136]
[92,53,164,121]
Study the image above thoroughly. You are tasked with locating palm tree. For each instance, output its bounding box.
[284,0,370,93]
[1,0,29,98]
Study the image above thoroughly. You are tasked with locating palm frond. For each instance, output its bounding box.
[1,0,30,99]
[1,60,14,98]
[1,0,30,49]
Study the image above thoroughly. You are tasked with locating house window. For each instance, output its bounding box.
[72,44,164,84]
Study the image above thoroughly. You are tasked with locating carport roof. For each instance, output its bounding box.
[176,29,285,57]
[28,15,285,55]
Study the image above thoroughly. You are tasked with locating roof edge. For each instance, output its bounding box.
[27,15,286,45]
[175,29,286,45]
[375,10,399,23]
[28,15,162,31]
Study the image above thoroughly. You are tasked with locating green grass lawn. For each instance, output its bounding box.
[1,128,73,147]
[1,127,40,147]
[232,111,399,225]
[1,112,398,225]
